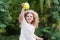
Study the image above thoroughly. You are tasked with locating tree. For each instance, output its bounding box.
[0,0,12,33]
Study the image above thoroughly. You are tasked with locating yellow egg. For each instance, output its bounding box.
[23,2,30,9]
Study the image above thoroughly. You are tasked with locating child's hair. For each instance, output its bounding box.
[19,10,39,28]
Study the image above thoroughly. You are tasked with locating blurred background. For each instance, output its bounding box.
[0,0,60,40]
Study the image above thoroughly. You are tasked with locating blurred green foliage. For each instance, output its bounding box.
[0,0,60,40]
[0,34,19,40]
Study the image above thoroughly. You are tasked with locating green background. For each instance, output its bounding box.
[0,0,60,40]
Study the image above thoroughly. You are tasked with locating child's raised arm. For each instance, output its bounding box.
[19,3,26,23]
[19,8,25,24]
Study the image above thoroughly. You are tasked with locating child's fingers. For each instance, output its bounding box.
[40,38,43,40]
[36,38,43,40]
[21,3,24,7]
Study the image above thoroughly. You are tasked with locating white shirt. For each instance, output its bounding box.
[19,17,36,40]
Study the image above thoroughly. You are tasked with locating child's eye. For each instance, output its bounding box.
[27,16,29,17]
[30,16,32,17]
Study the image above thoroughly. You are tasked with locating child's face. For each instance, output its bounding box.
[25,13,33,23]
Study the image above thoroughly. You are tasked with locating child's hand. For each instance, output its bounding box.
[21,3,25,7]
[36,38,43,40]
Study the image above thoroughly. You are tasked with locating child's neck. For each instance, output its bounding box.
[27,21,31,24]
